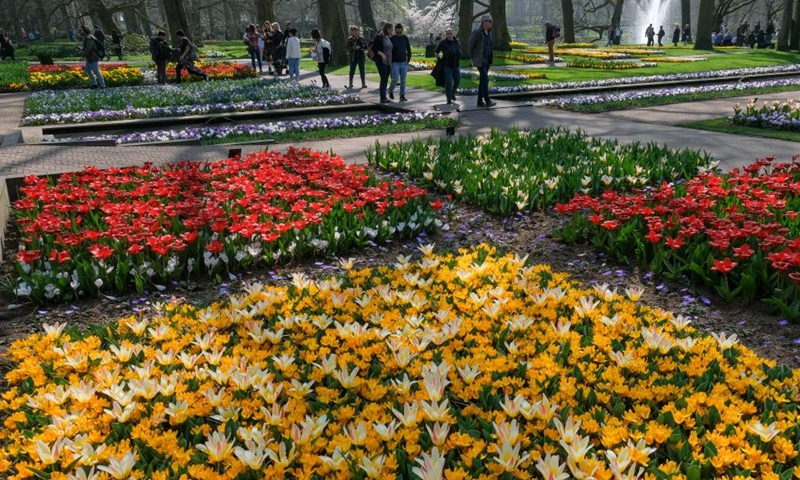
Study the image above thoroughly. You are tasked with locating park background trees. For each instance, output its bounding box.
[0,0,793,59]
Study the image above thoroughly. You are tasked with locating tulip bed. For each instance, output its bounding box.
[163,61,256,83]
[368,128,712,215]
[2,244,800,480]
[23,80,359,126]
[731,98,800,131]
[640,56,708,63]
[493,52,563,64]
[27,63,145,90]
[9,148,439,302]
[556,157,800,319]
[0,61,29,92]
[459,69,546,81]
[566,59,658,70]
[525,49,631,60]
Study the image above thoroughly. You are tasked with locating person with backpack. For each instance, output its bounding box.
[467,15,495,107]
[545,22,558,63]
[286,28,301,83]
[389,23,411,102]
[150,31,171,84]
[93,25,110,61]
[111,30,123,60]
[371,22,394,103]
[310,28,330,88]
[79,26,106,89]
[175,30,209,83]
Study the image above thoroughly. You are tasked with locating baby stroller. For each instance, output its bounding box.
[273,43,287,75]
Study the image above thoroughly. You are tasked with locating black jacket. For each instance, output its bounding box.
[390,34,412,63]
[434,38,461,69]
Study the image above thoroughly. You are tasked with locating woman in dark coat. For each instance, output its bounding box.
[672,25,681,46]
[434,28,461,105]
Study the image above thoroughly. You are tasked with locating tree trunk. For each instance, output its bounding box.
[318,0,349,66]
[610,0,624,33]
[224,1,236,38]
[681,0,690,34]
[256,0,275,23]
[694,0,715,50]
[358,0,377,29]
[34,0,53,41]
[561,0,576,42]
[86,0,118,34]
[778,0,793,50]
[791,0,800,49]
[123,10,142,34]
[457,0,473,51]
[490,0,512,50]
[162,0,191,44]
[137,6,153,36]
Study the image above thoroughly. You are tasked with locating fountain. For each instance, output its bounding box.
[633,0,674,44]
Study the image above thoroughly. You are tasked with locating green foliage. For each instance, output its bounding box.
[122,33,151,56]
[27,43,81,59]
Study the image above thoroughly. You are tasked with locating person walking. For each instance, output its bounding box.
[286,28,301,82]
[310,28,331,88]
[93,25,110,61]
[111,30,123,60]
[175,30,209,83]
[371,22,394,103]
[545,21,557,63]
[672,25,680,46]
[0,30,14,60]
[244,25,264,73]
[467,15,495,107]
[657,26,665,46]
[346,26,367,89]
[435,27,461,105]
[79,26,106,89]
[150,31,171,84]
[389,23,411,101]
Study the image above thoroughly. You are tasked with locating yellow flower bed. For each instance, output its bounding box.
[524,48,622,59]
[640,56,707,63]
[1,245,799,479]
[597,48,663,55]
[509,41,528,49]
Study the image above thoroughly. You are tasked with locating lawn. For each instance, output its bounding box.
[680,116,800,142]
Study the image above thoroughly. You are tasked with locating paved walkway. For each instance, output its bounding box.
[1,66,799,177]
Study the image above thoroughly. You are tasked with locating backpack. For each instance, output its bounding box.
[554,26,561,38]
[93,38,106,59]
[155,41,171,61]
[188,41,200,61]
[321,39,331,65]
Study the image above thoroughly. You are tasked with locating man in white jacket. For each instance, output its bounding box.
[286,29,301,82]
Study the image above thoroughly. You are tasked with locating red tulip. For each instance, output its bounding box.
[711,258,738,274]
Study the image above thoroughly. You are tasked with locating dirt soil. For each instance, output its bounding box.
[0,169,799,374]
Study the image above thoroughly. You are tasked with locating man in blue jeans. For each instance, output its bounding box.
[389,23,412,102]
[79,26,106,89]
[467,15,495,107]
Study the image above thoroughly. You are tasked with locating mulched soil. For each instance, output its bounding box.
[0,167,799,379]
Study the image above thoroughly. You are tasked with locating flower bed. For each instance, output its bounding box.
[27,63,144,90]
[598,48,664,55]
[461,64,800,95]
[542,76,800,111]
[409,60,436,71]
[0,61,29,92]
[163,61,256,82]
[494,52,563,64]
[200,50,227,58]
[524,48,627,60]
[556,157,800,318]
[51,111,453,145]
[639,56,707,62]
[731,98,800,131]
[368,128,712,215]
[23,80,359,125]
[459,69,546,81]
[566,59,657,69]
[10,148,439,302]
[509,40,528,49]
[2,244,799,480]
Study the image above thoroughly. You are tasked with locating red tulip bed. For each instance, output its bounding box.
[10,148,439,302]
[556,157,800,319]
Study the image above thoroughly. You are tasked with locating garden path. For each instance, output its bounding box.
[0,69,798,177]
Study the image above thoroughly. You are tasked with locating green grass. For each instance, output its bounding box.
[202,116,457,145]
[679,116,800,142]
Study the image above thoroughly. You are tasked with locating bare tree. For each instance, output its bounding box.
[778,0,793,50]
[695,0,715,49]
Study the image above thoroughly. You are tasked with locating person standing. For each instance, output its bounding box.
[467,15,495,107]
[270,23,285,75]
[672,25,680,46]
[363,23,374,42]
[435,27,461,105]
[389,23,411,101]
[175,30,209,83]
[614,25,622,45]
[68,27,75,41]
[93,25,109,61]
[150,31,171,85]
[606,26,614,46]
[310,28,331,88]
[657,26,665,46]
[111,30,123,60]
[347,26,367,89]
[545,22,557,63]
[79,26,106,89]
[0,30,14,60]
[645,24,654,47]
[286,28,301,82]
[244,25,264,73]
[682,23,691,45]
[371,22,394,103]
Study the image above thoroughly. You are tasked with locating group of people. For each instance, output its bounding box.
[242,22,290,75]
[645,24,666,47]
